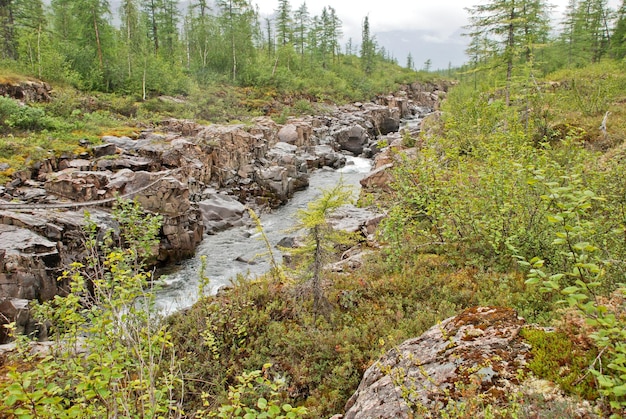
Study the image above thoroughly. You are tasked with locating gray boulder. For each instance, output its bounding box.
[198,193,247,234]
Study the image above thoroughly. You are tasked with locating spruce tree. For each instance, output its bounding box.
[360,15,376,75]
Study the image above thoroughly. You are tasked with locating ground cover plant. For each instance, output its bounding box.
[2,4,626,413]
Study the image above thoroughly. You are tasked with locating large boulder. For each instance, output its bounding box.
[327,205,382,236]
[198,192,247,234]
[344,307,529,418]
[0,224,60,302]
[341,307,598,418]
[334,125,370,155]
[359,163,394,193]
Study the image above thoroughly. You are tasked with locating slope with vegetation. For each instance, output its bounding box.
[2,0,626,418]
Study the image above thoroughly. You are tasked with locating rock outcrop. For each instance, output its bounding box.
[341,306,595,419]
[0,79,52,102]
[344,307,528,418]
[0,81,445,342]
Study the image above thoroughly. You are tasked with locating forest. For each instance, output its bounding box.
[0,0,405,98]
[1,0,626,417]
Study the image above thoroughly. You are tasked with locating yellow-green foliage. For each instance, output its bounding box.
[521,328,598,400]
[0,199,178,418]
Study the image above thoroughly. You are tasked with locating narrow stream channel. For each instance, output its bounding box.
[154,156,372,314]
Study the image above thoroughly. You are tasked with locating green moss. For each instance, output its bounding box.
[521,328,599,400]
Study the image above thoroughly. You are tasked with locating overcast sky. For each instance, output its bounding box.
[252,0,622,69]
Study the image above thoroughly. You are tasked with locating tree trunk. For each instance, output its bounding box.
[312,225,323,323]
[93,9,104,71]
[150,0,159,54]
[506,5,516,106]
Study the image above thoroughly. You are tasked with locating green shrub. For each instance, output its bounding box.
[0,199,182,418]
[0,96,57,131]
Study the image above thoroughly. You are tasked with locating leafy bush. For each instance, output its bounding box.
[0,199,182,418]
[0,96,59,132]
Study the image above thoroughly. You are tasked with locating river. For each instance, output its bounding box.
[154,156,373,314]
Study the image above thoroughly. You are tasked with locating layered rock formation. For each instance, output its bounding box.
[0,82,444,341]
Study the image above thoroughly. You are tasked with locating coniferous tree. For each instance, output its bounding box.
[560,0,612,65]
[325,6,342,63]
[142,0,161,54]
[9,0,47,75]
[360,15,376,74]
[344,37,353,55]
[184,0,222,83]
[560,0,582,66]
[275,0,292,47]
[293,2,309,60]
[306,14,320,67]
[518,0,551,61]
[119,0,142,79]
[216,0,257,82]
[423,58,432,72]
[465,0,551,104]
[50,0,116,89]
[263,16,273,57]
[317,7,330,67]
[611,0,626,58]
[159,0,180,63]
[579,0,612,62]
[0,0,16,60]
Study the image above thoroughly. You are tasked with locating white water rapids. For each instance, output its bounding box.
[154,156,372,314]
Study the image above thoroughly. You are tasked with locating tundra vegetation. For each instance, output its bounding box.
[1,0,626,417]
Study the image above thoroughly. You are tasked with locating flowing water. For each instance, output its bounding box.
[154,157,372,314]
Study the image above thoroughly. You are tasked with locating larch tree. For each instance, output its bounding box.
[8,0,47,75]
[287,182,356,323]
[275,0,292,47]
[159,0,180,63]
[142,0,161,55]
[50,0,116,89]
[423,58,432,72]
[559,0,612,65]
[0,0,16,60]
[216,0,257,82]
[465,0,551,105]
[611,0,626,58]
[293,2,309,61]
[119,0,142,80]
[184,0,222,81]
[324,6,342,63]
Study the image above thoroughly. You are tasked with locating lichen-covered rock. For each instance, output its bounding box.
[344,307,529,419]
[342,306,600,418]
